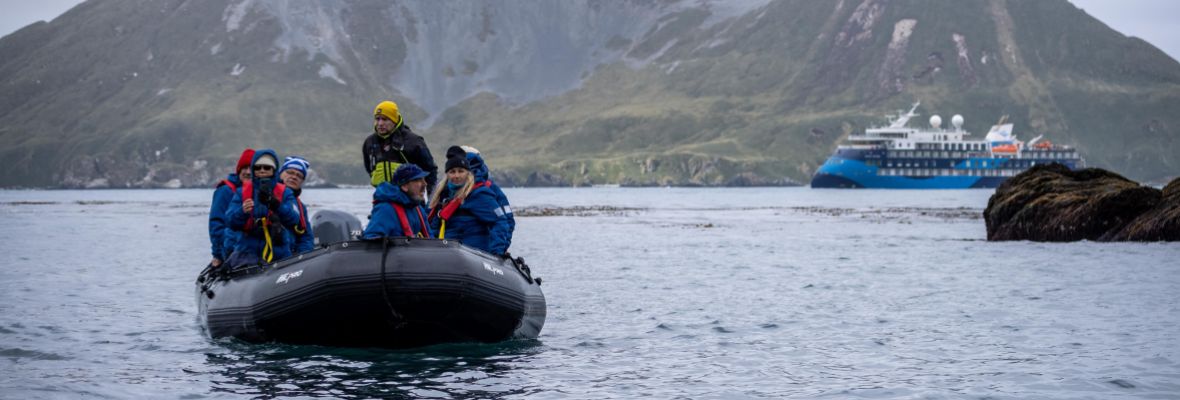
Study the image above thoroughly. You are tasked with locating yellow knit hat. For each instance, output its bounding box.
[373,100,401,125]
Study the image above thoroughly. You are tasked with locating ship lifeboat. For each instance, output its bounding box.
[991,144,1019,153]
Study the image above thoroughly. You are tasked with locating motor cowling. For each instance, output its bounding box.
[312,209,363,246]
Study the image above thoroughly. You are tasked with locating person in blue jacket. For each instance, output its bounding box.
[278,156,315,254]
[428,146,511,255]
[363,164,434,239]
[208,148,253,268]
[459,146,515,246]
[224,149,304,267]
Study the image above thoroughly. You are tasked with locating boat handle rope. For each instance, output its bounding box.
[379,238,407,328]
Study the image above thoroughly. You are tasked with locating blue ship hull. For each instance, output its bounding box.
[811,150,1077,189]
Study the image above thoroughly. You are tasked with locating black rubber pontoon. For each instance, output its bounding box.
[196,211,545,349]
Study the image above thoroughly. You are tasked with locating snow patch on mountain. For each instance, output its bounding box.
[390,1,768,124]
[318,63,346,85]
[221,0,770,125]
[224,0,348,64]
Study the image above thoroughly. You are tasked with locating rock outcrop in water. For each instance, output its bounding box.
[1105,178,1180,241]
[984,163,1179,242]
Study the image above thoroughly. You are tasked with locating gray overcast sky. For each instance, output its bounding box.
[0,0,1177,62]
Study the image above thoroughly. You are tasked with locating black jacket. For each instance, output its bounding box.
[362,124,438,188]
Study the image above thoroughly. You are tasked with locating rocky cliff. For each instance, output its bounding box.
[1,0,1178,188]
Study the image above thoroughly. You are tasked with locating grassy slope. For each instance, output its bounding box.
[0,0,1176,187]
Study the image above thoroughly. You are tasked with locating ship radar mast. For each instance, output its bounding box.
[888,101,921,128]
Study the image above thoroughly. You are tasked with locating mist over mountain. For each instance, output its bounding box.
[1,0,1177,188]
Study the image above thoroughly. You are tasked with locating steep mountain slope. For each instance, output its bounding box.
[0,0,1176,188]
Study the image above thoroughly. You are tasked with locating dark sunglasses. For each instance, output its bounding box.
[254,165,275,171]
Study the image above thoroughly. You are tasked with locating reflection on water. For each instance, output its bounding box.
[206,340,544,399]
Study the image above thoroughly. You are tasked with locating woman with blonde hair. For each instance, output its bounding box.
[428,146,511,255]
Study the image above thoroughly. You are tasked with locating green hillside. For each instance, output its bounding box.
[0,0,1176,188]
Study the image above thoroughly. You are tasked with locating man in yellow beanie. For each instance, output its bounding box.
[362,100,438,188]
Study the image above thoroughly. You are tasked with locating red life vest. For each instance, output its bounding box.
[291,197,308,234]
[216,179,238,192]
[431,181,491,221]
[240,181,288,232]
[391,203,430,238]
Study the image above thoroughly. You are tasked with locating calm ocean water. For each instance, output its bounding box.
[0,187,1177,399]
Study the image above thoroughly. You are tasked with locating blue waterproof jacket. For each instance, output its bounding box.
[430,182,511,255]
[282,191,316,255]
[363,182,434,239]
[208,173,243,260]
[466,152,515,245]
[225,149,304,265]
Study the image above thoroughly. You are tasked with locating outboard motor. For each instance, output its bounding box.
[312,209,363,246]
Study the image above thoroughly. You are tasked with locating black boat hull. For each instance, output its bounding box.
[196,239,545,348]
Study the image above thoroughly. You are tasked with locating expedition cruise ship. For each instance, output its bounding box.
[810,103,1083,189]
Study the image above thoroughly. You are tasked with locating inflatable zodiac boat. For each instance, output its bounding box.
[195,210,545,349]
